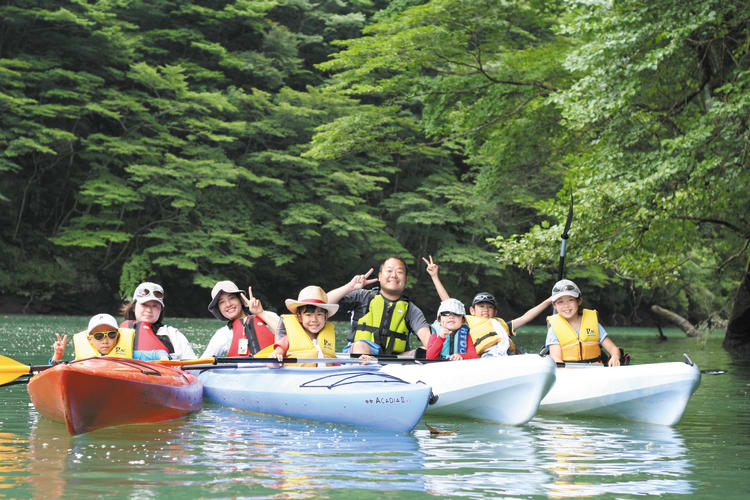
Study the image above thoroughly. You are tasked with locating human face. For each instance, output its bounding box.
[378,258,407,297]
[88,328,119,355]
[439,312,464,332]
[469,302,497,319]
[218,292,243,321]
[297,308,328,336]
[135,300,162,323]
[553,295,581,320]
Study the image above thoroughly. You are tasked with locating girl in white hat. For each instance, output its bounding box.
[270,286,339,366]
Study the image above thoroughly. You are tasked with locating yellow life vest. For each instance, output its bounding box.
[465,315,516,355]
[352,294,410,354]
[281,314,336,367]
[72,328,135,360]
[547,309,602,362]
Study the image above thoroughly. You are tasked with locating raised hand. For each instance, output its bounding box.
[422,255,439,277]
[52,333,68,361]
[240,286,264,315]
[348,268,378,291]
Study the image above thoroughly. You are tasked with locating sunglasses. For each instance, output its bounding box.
[440,311,461,317]
[89,331,118,341]
[552,284,578,294]
[135,288,164,299]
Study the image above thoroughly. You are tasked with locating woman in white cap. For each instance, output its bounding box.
[50,313,169,363]
[119,282,196,360]
[269,286,339,365]
[545,279,622,366]
[201,281,280,358]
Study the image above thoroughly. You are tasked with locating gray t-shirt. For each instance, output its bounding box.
[338,288,429,345]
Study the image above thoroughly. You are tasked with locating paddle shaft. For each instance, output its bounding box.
[557,193,574,281]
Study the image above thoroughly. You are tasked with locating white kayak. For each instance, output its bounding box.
[538,354,701,425]
[380,354,557,425]
[198,364,431,432]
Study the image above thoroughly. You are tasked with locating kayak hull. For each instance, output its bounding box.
[27,358,203,435]
[380,354,557,425]
[199,365,431,432]
[538,358,701,425]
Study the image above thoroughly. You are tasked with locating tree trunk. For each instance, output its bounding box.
[650,305,701,338]
[723,257,750,353]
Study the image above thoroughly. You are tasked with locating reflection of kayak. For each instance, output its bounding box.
[538,355,701,425]
[199,365,431,432]
[380,354,557,425]
[27,358,203,435]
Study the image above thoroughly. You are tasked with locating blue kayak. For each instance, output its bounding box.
[198,364,431,432]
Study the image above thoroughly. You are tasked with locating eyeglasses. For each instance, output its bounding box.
[440,312,461,317]
[136,288,164,299]
[89,331,118,341]
[552,284,578,294]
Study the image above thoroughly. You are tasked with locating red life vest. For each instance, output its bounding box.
[227,316,275,356]
[120,320,174,353]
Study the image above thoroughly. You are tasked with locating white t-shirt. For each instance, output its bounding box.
[200,312,281,359]
[156,324,197,361]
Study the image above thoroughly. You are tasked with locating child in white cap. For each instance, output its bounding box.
[545,279,622,366]
[51,313,169,363]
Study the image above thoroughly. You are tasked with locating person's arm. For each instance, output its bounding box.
[241,287,280,332]
[548,344,563,363]
[326,268,378,304]
[270,336,290,361]
[601,336,621,367]
[422,256,450,301]
[200,327,230,359]
[51,333,67,362]
[425,331,444,359]
[405,304,432,348]
[509,297,553,333]
[415,325,431,348]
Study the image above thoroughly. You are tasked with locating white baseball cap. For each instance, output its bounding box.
[550,279,581,302]
[133,282,164,306]
[87,313,119,334]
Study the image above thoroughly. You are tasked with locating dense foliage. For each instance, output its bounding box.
[2,0,748,349]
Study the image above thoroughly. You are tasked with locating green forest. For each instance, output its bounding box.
[1,0,749,351]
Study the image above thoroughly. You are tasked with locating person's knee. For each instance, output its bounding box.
[350,341,372,355]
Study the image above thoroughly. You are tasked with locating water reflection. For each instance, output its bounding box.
[194,403,426,497]
[530,417,692,498]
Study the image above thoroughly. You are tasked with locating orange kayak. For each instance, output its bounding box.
[27,357,203,435]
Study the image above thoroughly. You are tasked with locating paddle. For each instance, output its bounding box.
[558,193,574,281]
[155,356,448,369]
[0,354,55,387]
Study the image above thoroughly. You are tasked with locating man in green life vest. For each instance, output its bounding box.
[327,257,431,356]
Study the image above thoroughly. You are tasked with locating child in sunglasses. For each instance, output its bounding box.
[50,313,169,363]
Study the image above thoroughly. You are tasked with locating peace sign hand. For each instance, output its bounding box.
[348,268,378,292]
[241,286,264,315]
[52,333,68,359]
[422,255,439,277]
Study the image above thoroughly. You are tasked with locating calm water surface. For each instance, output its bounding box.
[1,315,749,499]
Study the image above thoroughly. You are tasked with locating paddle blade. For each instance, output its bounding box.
[0,354,32,386]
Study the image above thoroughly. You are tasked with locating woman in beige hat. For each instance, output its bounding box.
[270,286,339,365]
[201,280,280,358]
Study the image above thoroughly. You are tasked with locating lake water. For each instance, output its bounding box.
[1,315,749,499]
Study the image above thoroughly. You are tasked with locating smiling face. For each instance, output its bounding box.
[135,300,162,323]
[218,292,244,321]
[552,295,582,320]
[297,307,328,336]
[378,258,407,297]
[439,312,464,332]
[469,302,497,319]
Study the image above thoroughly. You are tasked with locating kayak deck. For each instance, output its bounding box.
[381,354,557,425]
[28,357,203,435]
[199,364,431,432]
[538,356,701,425]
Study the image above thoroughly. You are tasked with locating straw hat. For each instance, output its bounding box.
[284,286,339,317]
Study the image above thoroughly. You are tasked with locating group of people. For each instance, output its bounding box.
[51,256,622,367]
